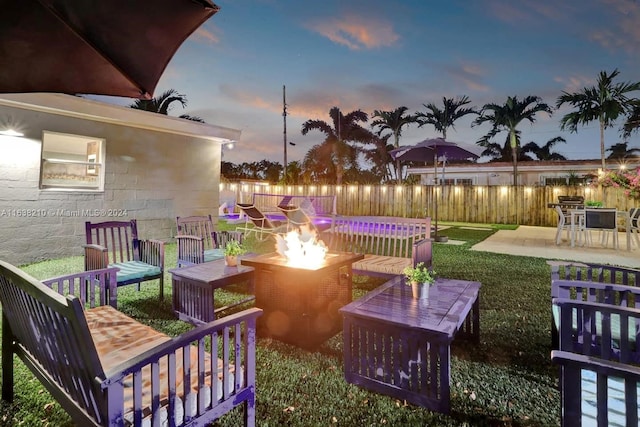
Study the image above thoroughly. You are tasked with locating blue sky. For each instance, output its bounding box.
[107,0,640,165]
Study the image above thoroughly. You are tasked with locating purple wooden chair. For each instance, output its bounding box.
[175,214,224,267]
[84,219,165,299]
[0,261,261,427]
[552,281,640,426]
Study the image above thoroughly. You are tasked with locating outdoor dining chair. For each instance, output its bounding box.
[583,208,619,249]
[554,205,570,245]
[554,205,583,245]
[629,207,640,248]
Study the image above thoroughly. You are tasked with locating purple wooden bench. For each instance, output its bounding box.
[322,216,432,278]
[0,261,262,427]
[84,219,165,300]
[552,282,640,426]
[548,261,640,349]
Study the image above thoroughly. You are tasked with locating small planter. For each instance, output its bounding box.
[225,255,238,267]
[410,281,432,300]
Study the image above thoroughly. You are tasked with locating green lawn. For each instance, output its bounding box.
[0,223,560,426]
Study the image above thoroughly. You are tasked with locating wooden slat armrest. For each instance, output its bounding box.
[548,261,640,286]
[83,243,109,271]
[99,308,262,426]
[176,235,205,266]
[138,239,165,269]
[412,238,433,269]
[103,308,263,381]
[175,235,204,242]
[552,349,640,377]
[42,267,119,309]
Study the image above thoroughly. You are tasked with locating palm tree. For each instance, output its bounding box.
[416,96,478,140]
[623,102,640,138]
[129,89,204,122]
[371,107,419,183]
[606,142,640,160]
[474,95,552,185]
[521,136,567,161]
[301,107,372,184]
[361,134,394,183]
[556,69,640,170]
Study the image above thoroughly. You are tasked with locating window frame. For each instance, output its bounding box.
[39,131,105,192]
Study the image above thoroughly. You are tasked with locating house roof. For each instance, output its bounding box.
[0,93,241,143]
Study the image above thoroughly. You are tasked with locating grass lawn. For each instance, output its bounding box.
[0,222,560,426]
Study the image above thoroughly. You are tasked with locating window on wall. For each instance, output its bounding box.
[543,176,588,186]
[442,178,474,185]
[40,131,105,191]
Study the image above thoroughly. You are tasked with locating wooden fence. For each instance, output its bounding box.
[219,183,637,227]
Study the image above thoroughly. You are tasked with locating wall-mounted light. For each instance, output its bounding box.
[0,129,24,137]
[220,138,236,149]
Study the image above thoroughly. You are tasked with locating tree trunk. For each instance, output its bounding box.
[510,131,518,186]
[395,134,402,184]
[334,142,343,185]
[600,118,606,172]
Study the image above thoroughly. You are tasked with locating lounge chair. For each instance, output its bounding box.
[277,204,314,231]
[236,203,287,240]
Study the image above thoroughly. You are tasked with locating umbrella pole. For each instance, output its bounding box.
[433,151,448,243]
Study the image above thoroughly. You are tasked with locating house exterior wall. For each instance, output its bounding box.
[0,95,238,265]
[409,159,639,186]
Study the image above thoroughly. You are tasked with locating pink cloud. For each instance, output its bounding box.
[591,0,640,54]
[193,26,220,44]
[306,15,399,50]
[219,84,280,112]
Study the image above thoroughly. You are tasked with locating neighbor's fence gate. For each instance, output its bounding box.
[219,183,635,227]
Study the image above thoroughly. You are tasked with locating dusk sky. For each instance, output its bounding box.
[102,0,640,166]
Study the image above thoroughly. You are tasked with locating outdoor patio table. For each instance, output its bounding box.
[340,275,481,414]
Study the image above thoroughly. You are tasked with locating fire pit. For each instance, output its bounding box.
[241,227,363,349]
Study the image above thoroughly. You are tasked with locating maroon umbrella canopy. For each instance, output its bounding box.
[0,0,219,99]
[389,137,483,163]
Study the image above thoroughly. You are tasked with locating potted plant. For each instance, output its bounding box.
[585,200,603,208]
[223,239,246,267]
[403,262,436,300]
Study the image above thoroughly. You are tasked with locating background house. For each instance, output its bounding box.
[0,93,240,265]
[408,159,640,186]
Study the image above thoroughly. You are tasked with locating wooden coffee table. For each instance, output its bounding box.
[169,258,255,325]
[340,275,481,413]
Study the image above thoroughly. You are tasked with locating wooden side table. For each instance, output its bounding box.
[340,275,480,413]
[169,258,255,325]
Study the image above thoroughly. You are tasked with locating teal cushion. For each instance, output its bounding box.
[204,248,225,262]
[581,369,640,426]
[110,261,161,283]
[553,305,638,344]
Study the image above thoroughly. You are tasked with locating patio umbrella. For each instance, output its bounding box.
[0,0,219,100]
[390,137,482,241]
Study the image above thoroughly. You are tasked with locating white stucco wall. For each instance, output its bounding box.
[0,94,241,265]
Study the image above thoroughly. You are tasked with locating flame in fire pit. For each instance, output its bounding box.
[275,225,328,268]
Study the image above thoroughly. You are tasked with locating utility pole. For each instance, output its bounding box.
[282,85,287,183]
